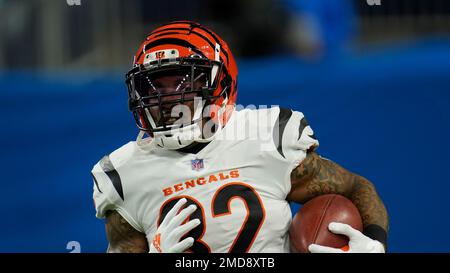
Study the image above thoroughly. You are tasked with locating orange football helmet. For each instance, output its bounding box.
[125,21,238,149]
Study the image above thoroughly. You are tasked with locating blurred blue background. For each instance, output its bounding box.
[0,0,449,252]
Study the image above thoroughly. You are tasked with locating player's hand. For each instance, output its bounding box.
[308,222,385,253]
[149,198,201,253]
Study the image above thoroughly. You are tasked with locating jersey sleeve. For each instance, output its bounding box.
[274,107,319,168]
[91,142,146,233]
[91,156,124,219]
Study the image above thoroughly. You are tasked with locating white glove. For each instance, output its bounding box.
[149,198,201,253]
[309,222,385,253]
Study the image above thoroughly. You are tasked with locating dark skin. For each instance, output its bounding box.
[104,210,149,253]
[287,151,389,231]
[104,150,389,252]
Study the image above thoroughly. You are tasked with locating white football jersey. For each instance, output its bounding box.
[92,107,319,253]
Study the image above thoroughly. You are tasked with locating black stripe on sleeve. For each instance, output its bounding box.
[99,155,124,201]
[273,108,293,158]
[298,116,316,140]
[91,174,102,193]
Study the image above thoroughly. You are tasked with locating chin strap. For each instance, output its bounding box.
[153,123,203,150]
[137,106,234,151]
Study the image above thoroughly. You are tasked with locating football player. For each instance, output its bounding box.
[92,21,388,253]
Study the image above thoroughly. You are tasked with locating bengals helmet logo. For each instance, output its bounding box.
[155,51,165,59]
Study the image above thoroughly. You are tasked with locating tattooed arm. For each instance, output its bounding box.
[287,151,389,246]
[105,210,149,253]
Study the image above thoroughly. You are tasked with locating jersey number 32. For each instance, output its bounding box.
[158,182,265,253]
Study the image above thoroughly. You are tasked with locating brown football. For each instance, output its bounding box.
[290,194,363,253]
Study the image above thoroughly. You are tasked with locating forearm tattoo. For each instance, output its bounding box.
[289,152,389,231]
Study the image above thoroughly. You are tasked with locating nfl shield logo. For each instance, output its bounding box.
[191,159,204,171]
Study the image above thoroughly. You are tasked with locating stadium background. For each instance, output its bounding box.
[0,0,449,252]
